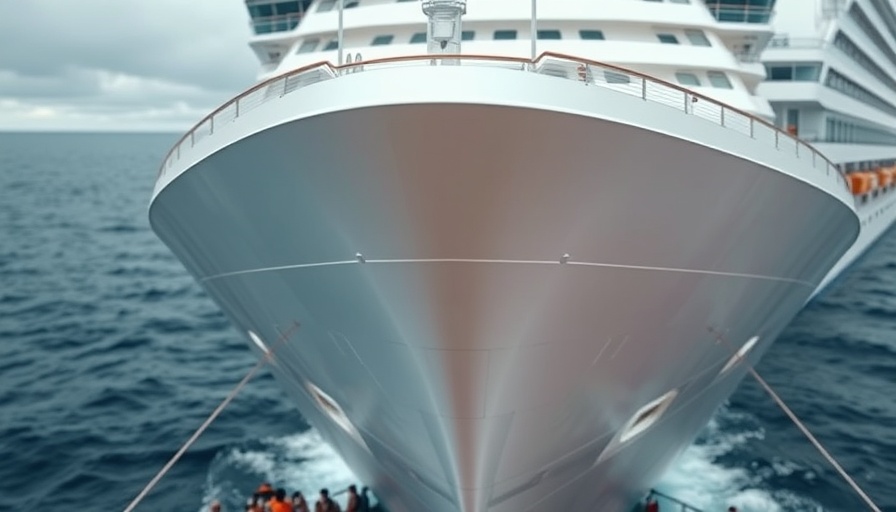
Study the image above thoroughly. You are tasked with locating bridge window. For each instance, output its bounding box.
[580,29,605,40]
[538,29,562,40]
[604,70,630,84]
[676,72,701,86]
[707,71,733,88]
[323,39,338,51]
[657,33,679,44]
[462,30,475,41]
[494,30,518,40]
[297,38,320,53]
[371,34,394,45]
[410,32,427,44]
[685,29,711,46]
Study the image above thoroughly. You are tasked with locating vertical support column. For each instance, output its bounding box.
[338,0,345,66]
[530,0,537,63]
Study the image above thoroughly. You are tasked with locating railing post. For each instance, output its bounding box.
[338,0,344,66]
[530,0,537,63]
[642,77,647,99]
[749,117,754,138]
[283,76,288,96]
[775,129,779,149]
[210,116,214,134]
[235,98,240,119]
[720,107,725,127]
[684,92,689,114]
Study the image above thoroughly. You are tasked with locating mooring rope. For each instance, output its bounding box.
[123,322,300,512]
[710,327,882,511]
[122,359,266,512]
[746,367,882,512]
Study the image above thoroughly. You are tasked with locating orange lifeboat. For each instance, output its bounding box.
[868,171,880,191]
[877,168,893,188]
[848,173,870,195]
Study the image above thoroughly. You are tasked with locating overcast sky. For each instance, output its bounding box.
[0,1,259,131]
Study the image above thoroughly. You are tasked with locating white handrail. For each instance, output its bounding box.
[156,53,847,194]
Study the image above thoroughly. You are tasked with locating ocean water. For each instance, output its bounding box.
[0,132,894,512]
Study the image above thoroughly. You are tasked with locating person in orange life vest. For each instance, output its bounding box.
[268,488,294,512]
[344,485,360,512]
[256,483,275,503]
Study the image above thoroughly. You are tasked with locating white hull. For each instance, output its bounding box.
[150,65,858,511]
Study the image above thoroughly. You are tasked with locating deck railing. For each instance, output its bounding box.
[157,52,846,192]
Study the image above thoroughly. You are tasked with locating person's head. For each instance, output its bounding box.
[210,500,221,512]
[320,488,330,499]
[275,488,286,501]
[349,484,357,494]
[292,491,303,500]
[728,508,737,512]
[361,486,369,495]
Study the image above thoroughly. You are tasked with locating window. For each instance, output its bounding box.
[317,0,335,11]
[675,72,701,86]
[707,71,732,88]
[580,29,605,40]
[462,30,475,41]
[297,38,320,53]
[345,0,359,6]
[494,30,517,40]
[768,66,793,80]
[765,63,822,81]
[538,29,561,40]
[684,29,711,46]
[794,64,820,81]
[371,34,394,45]
[410,32,427,44]
[323,39,338,51]
[657,33,679,44]
[604,70,630,84]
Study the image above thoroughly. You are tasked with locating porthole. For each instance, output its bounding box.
[596,389,679,464]
[248,330,270,354]
[306,381,370,451]
[618,389,678,443]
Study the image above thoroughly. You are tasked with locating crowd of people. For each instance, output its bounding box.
[208,483,372,512]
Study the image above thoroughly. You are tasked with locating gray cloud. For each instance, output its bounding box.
[0,0,260,130]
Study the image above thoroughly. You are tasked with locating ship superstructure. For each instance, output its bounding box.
[756,0,896,293]
[147,0,896,510]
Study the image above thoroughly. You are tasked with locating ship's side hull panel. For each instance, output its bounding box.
[150,69,857,512]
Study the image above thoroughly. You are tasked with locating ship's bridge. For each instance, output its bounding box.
[704,0,776,24]
[246,0,313,34]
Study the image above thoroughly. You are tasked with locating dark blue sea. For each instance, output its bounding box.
[0,132,894,512]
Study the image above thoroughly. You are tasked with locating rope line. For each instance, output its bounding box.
[710,326,881,511]
[746,367,882,512]
[122,359,265,512]
[122,322,300,512]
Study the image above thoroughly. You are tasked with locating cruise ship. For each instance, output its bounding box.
[148,0,896,510]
